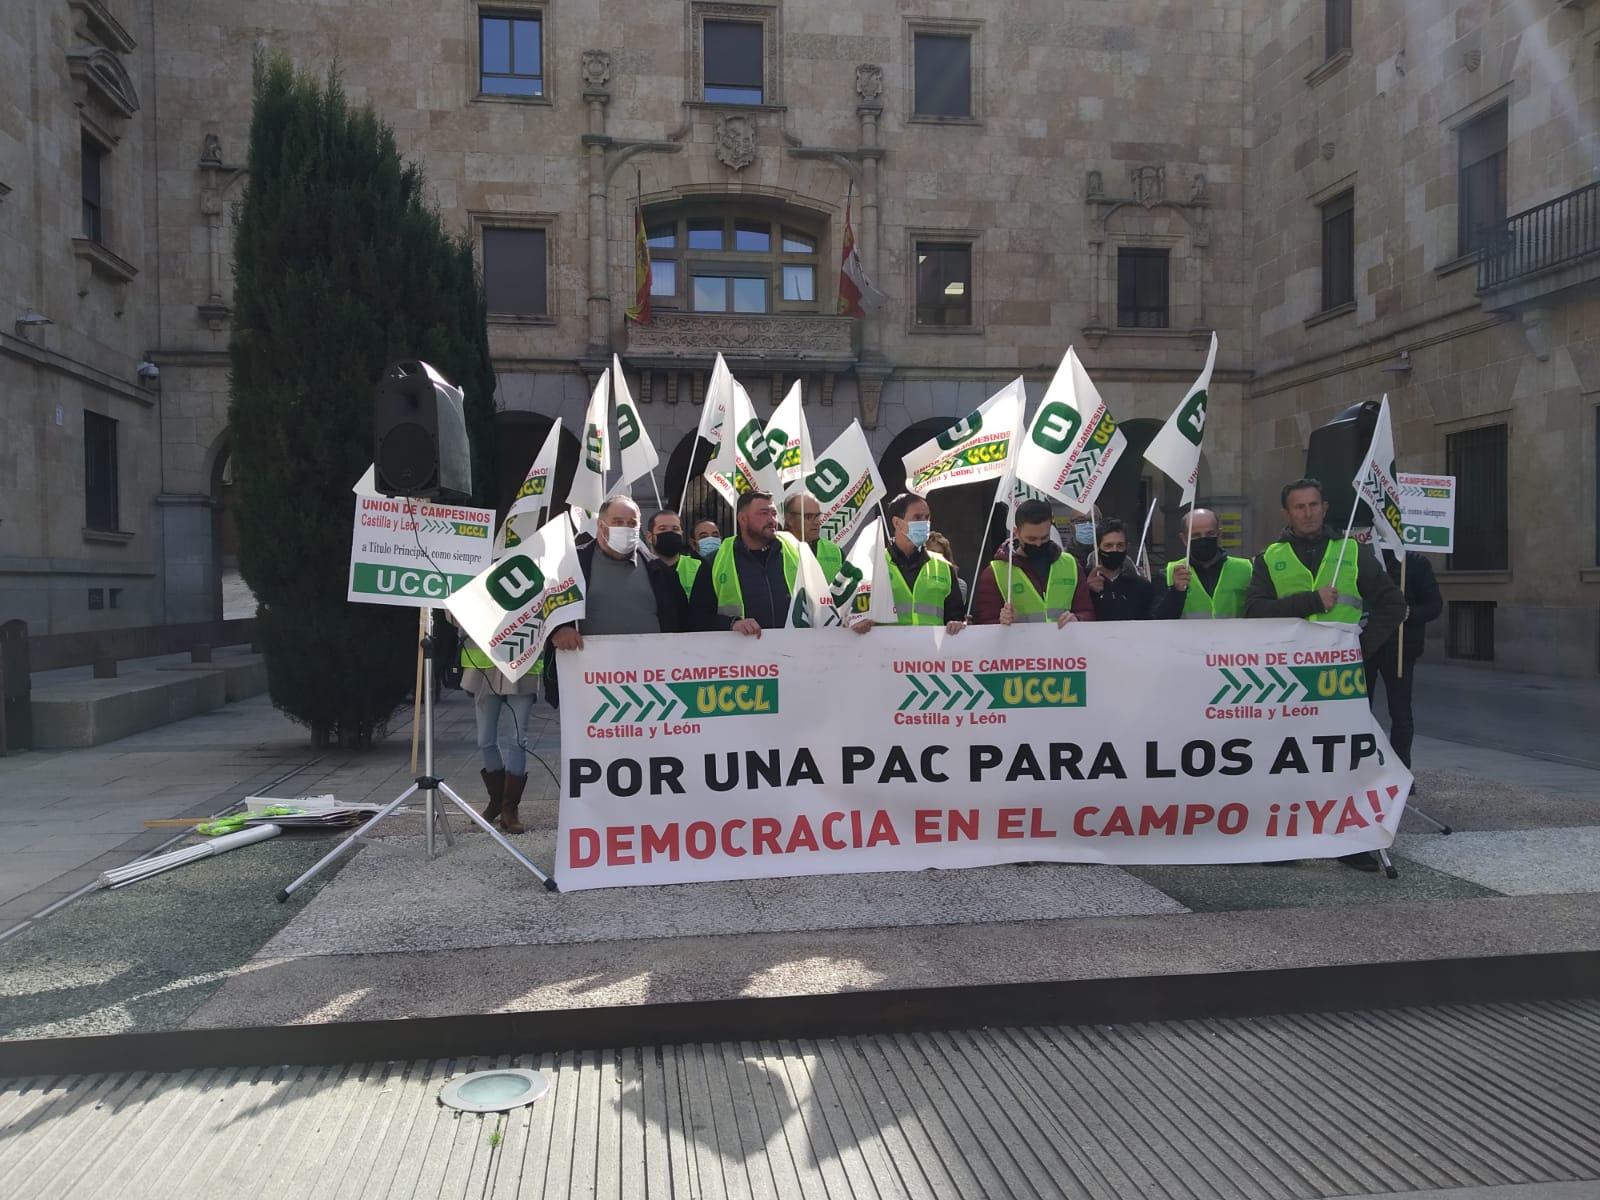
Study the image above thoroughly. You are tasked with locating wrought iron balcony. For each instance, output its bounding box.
[1477,179,1600,303]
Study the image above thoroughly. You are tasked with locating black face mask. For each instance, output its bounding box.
[1099,550,1127,570]
[1020,541,1052,561]
[1189,536,1220,562]
[653,531,686,558]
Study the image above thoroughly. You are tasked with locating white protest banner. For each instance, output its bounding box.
[706,374,783,505]
[1144,331,1217,506]
[611,354,661,498]
[555,620,1410,889]
[902,378,1025,494]
[1398,473,1455,553]
[1353,394,1405,552]
[499,420,563,554]
[1015,348,1127,511]
[803,420,888,548]
[765,382,813,487]
[348,496,494,608]
[829,517,898,626]
[445,515,585,682]
[568,371,611,515]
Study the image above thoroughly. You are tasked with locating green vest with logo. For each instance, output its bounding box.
[887,553,953,625]
[711,532,801,621]
[1262,539,1362,624]
[672,554,701,600]
[990,554,1079,622]
[1166,556,1252,619]
[814,539,843,584]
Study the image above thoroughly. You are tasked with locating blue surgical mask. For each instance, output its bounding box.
[698,536,722,557]
[906,520,931,547]
[1073,523,1095,546]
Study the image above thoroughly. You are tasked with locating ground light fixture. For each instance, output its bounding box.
[438,1068,551,1113]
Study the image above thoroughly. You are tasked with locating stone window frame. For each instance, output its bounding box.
[906,229,983,335]
[687,1,784,111]
[471,210,557,324]
[470,0,553,108]
[1114,242,1175,330]
[643,203,826,316]
[906,17,983,126]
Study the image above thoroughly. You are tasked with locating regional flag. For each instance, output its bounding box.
[624,207,651,325]
[837,203,886,317]
[1145,331,1218,506]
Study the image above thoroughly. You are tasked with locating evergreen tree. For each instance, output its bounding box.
[229,54,497,747]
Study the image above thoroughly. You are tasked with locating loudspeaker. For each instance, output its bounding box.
[1304,400,1380,527]
[373,360,472,501]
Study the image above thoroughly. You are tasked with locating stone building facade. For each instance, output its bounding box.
[2,0,1596,674]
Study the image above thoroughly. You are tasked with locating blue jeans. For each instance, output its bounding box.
[474,689,534,776]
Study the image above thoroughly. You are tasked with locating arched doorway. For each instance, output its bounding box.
[664,432,727,534]
[1097,418,1184,574]
[494,412,581,523]
[878,419,1008,586]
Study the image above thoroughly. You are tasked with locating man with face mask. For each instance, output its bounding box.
[972,499,1096,627]
[1085,518,1153,620]
[548,495,688,654]
[645,510,700,601]
[1063,505,1102,569]
[1152,508,1252,619]
[854,492,966,633]
[782,493,845,585]
[692,518,723,561]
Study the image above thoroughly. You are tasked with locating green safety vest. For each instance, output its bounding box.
[990,554,1079,622]
[814,539,843,584]
[711,532,801,621]
[1262,539,1362,624]
[887,553,953,625]
[671,554,701,601]
[461,639,541,672]
[1166,556,1252,619]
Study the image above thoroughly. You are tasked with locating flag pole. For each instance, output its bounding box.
[1396,552,1407,677]
[1136,495,1158,577]
[964,498,1001,624]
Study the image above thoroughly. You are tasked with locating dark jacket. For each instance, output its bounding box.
[1150,552,1235,620]
[1370,550,1443,663]
[687,537,794,631]
[543,541,688,706]
[972,539,1096,624]
[1244,525,1408,656]
[1089,565,1154,622]
[887,544,967,624]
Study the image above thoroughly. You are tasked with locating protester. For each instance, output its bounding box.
[550,496,688,650]
[1063,505,1102,570]
[689,490,801,637]
[645,509,700,601]
[692,518,722,560]
[1151,508,1252,619]
[1086,518,1152,621]
[1365,548,1443,770]
[456,627,537,834]
[925,531,967,605]
[972,498,1096,627]
[854,492,966,634]
[1246,477,1408,871]
[783,492,844,583]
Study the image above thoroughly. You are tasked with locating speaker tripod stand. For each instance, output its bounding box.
[277,607,557,902]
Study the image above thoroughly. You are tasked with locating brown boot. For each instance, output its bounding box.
[498,773,528,834]
[479,768,506,824]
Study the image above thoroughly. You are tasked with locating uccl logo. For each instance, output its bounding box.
[667,678,780,717]
[486,556,546,611]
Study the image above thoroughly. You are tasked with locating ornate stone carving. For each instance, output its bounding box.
[854,63,883,101]
[1130,165,1165,208]
[1321,141,1336,160]
[1086,170,1104,199]
[625,312,855,358]
[581,49,611,89]
[1189,173,1208,204]
[1464,49,1482,72]
[714,114,758,170]
[200,132,222,165]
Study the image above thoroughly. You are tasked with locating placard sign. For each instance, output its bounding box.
[347,496,494,608]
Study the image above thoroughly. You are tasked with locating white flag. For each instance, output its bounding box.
[901,378,1026,495]
[765,382,814,487]
[1015,347,1127,511]
[497,420,563,555]
[785,537,840,629]
[445,515,586,683]
[1145,332,1217,506]
[1354,394,1406,551]
[567,371,611,515]
[707,372,783,504]
[697,352,735,446]
[803,420,887,549]
[352,464,379,497]
[610,354,660,496]
[829,517,897,627]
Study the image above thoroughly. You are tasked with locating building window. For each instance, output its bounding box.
[1447,601,1495,661]
[1117,248,1170,329]
[479,11,542,97]
[914,241,973,327]
[1447,424,1508,571]
[1325,0,1352,59]
[642,210,820,313]
[913,32,972,118]
[482,227,548,317]
[703,18,763,104]
[1320,190,1355,311]
[84,410,119,532]
[1458,105,1508,258]
[81,133,104,243]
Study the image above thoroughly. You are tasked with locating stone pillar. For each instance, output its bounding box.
[855,65,885,359]
[583,80,612,357]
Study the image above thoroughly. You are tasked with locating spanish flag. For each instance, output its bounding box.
[624,206,651,324]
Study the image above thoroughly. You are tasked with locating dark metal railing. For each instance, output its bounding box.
[1478,179,1600,291]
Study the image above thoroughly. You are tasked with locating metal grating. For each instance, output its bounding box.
[3,998,1599,1198]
